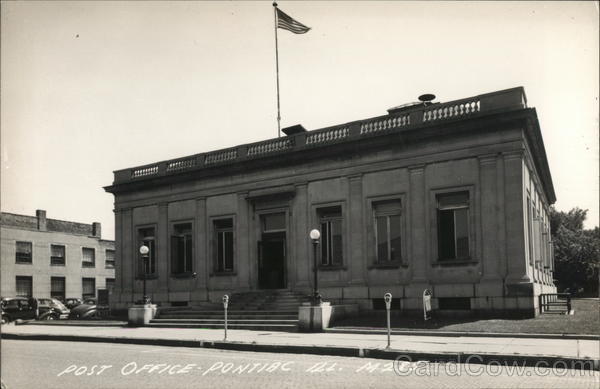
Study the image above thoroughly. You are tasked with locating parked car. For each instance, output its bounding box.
[37,298,70,320]
[64,298,83,310]
[68,298,107,320]
[1,297,68,322]
[1,297,34,323]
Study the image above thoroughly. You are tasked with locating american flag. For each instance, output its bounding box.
[276,8,310,34]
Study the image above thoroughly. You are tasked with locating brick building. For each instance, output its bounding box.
[105,87,556,316]
[1,210,115,300]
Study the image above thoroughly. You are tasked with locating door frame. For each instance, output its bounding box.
[258,232,286,289]
[254,209,289,290]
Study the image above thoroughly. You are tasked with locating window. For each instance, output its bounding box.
[82,248,95,267]
[138,227,156,277]
[51,277,66,301]
[16,241,32,263]
[82,278,96,299]
[16,276,32,298]
[373,200,402,263]
[214,219,234,272]
[319,206,343,266]
[372,298,401,310]
[262,213,286,233]
[105,278,115,293]
[105,249,115,268]
[437,192,470,261]
[51,245,66,266]
[438,297,471,310]
[171,222,193,274]
[527,197,533,265]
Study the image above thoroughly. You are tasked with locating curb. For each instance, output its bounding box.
[14,320,127,327]
[325,328,600,341]
[2,332,598,371]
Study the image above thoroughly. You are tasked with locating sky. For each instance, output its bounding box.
[1,1,598,240]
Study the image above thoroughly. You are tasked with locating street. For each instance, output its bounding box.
[1,340,598,389]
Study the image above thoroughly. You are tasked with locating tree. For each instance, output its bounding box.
[550,207,599,296]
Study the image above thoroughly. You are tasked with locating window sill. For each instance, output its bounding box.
[210,271,236,277]
[82,265,96,268]
[368,262,408,270]
[15,261,33,265]
[432,259,478,267]
[135,274,158,280]
[317,265,347,271]
[51,263,66,267]
[171,272,195,279]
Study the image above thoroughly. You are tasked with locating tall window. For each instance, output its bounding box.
[138,227,156,277]
[51,245,66,266]
[437,192,470,261]
[373,200,402,263]
[51,277,66,301]
[171,222,193,274]
[82,278,96,299]
[527,197,533,265]
[105,249,115,268]
[319,206,343,266]
[16,276,32,298]
[82,247,95,267]
[16,241,32,263]
[214,219,234,272]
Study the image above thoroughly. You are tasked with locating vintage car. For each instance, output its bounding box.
[37,298,70,319]
[0,297,68,322]
[68,298,108,320]
[64,297,83,310]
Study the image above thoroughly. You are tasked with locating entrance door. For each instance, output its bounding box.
[258,237,286,289]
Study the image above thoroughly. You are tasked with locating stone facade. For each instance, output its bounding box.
[105,87,556,316]
[0,210,115,300]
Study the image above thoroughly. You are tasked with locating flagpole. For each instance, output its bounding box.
[273,2,281,138]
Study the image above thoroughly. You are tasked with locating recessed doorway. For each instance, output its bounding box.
[258,212,286,289]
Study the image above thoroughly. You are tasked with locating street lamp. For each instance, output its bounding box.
[309,229,322,306]
[139,245,150,304]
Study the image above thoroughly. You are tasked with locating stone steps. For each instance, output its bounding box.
[158,314,298,320]
[151,318,298,325]
[147,322,298,331]
[153,290,307,331]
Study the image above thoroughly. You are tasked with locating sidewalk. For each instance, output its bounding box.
[2,323,598,370]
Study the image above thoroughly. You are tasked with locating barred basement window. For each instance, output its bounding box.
[373,200,402,263]
[214,219,234,272]
[16,276,32,298]
[318,206,343,266]
[82,247,95,268]
[105,249,115,268]
[51,277,66,301]
[437,192,470,261]
[51,244,66,266]
[82,278,96,300]
[171,222,193,274]
[16,241,32,263]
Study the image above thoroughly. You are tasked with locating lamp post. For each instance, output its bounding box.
[309,229,321,306]
[139,245,150,304]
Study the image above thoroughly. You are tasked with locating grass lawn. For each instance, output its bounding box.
[332,298,599,335]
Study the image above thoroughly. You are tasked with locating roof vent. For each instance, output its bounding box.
[282,124,307,136]
[418,93,436,105]
[387,93,437,115]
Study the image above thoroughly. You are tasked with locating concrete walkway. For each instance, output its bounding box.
[2,323,598,369]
